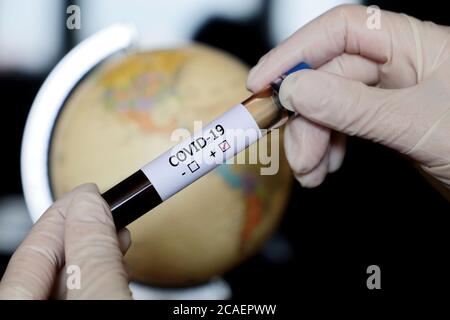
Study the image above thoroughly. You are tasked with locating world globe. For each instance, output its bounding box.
[50,44,292,287]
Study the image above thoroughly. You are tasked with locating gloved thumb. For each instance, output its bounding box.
[63,183,132,299]
[279,69,428,157]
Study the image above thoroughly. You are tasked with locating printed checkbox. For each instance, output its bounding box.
[218,140,230,152]
[187,160,200,173]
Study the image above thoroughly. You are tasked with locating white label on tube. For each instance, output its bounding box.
[141,103,262,201]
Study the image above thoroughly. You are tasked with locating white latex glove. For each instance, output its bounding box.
[247,4,450,191]
[0,184,132,300]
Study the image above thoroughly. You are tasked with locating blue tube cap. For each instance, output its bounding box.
[270,62,311,92]
[285,62,311,76]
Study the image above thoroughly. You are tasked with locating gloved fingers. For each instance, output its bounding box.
[318,54,368,175]
[247,4,418,92]
[64,183,132,300]
[282,53,374,181]
[52,228,132,300]
[319,53,380,86]
[284,115,330,176]
[294,146,330,188]
[280,53,381,113]
[281,66,450,189]
[279,69,418,153]
[328,132,347,173]
[0,185,89,300]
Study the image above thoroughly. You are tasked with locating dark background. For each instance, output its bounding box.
[0,0,449,303]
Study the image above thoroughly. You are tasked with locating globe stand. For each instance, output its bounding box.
[129,278,231,300]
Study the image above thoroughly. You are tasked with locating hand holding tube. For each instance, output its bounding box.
[0,184,132,300]
[247,4,450,191]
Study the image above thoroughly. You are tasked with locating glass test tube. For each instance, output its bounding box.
[102,62,310,229]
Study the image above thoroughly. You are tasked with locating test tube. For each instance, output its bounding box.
[102,62,310,229]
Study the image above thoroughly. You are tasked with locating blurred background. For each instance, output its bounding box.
[0,0,449,300]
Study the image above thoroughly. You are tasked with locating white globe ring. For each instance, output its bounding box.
[21,23,138,223]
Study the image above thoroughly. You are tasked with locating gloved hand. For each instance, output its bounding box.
[0,184,132,300]
[247,4,450,191]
